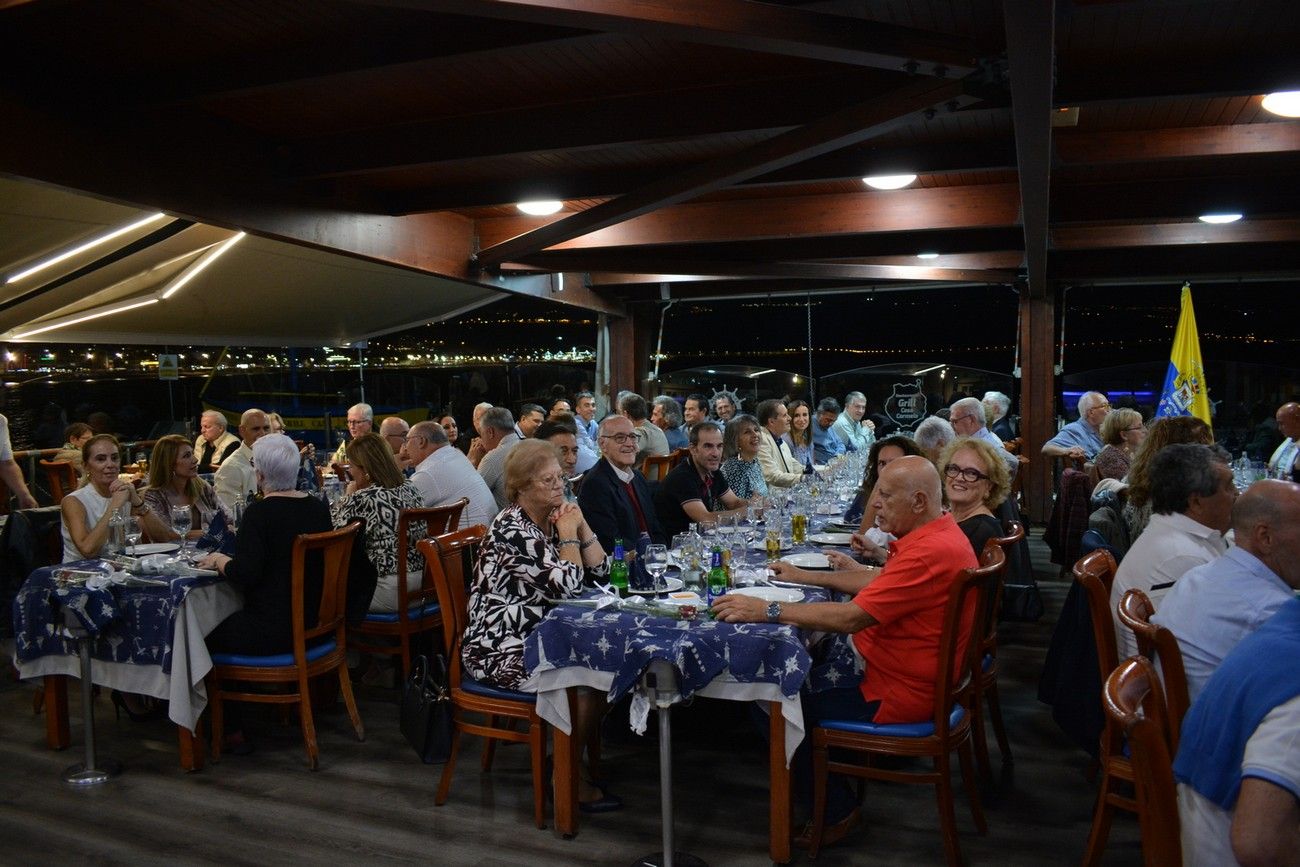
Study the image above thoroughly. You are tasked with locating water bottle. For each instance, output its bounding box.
[1234,452,1250,487]
[108,508,126,555]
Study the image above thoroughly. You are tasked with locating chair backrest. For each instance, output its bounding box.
[395,499,469,612]
[40,460,77,502]
[669,447,690,468]
[977,521,1025,655]
[291,521,361,652]
[1073,548,1120,684]
[1103,656,1182,867]
[933,545,1005,734]
[418,525,488,683]
[1117,589,1191,749]
[641,452,676,482]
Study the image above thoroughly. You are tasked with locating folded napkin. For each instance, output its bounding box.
[195,510,237,556]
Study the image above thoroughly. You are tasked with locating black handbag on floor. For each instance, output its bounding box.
[400,654,452,764]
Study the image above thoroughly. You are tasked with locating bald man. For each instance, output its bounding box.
[1267,401,1300,481]
[214,408,271,506]
[379,416,410,468]
[714,456,978,846]
[1154,479,1300,702]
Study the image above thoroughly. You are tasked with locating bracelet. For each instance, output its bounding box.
[559,539,581,548]
[580,536,599,550]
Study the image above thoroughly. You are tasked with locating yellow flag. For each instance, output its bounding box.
[1155,283,1211,427]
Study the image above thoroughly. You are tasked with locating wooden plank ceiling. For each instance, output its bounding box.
[1,0,1298,324]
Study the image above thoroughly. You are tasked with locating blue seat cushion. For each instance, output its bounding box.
[981,653,994,673]
[362,601,441,624]
[212,639,337,668]
[460,675,537,704]
[820,704,965,738]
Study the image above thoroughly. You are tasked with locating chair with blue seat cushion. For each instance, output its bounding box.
[809,545,1004,865]
[419,527,550,830]
[207,522,365,770]
[969,521,1023,781]
[350,499,469,677]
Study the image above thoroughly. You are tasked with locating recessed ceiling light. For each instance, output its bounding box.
[516,200,563,216]
[916,252,940,259]
[1198,213,1243,224]
[1261,91,1300,118]
[862,174,917,190]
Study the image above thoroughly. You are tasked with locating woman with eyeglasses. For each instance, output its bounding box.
[937,436,1012,556]
[1094,407,1146,482]
[462,439,617,810]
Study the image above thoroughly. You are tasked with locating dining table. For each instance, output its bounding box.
[524,493,865,864]
[12,558,242,771]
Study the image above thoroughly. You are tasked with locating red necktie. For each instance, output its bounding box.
[622,480,650,534]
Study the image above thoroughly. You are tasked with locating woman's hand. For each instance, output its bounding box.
[850,532,887,563]
[107,477,134,509]
[552,501,584,537]
[467,438,487,465]
[199,552,231,575]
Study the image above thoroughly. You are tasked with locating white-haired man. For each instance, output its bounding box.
[831,391,875,453]
[983,391,1014,441]
[332,402,374,464]
[195,409,240,471]
[406,420,498,529]
[949,396,1019,476]
[215,408,271,506]
[1042,392,1110,461]
[466,401,495,468]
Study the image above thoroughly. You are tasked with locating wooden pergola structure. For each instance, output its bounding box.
[2,0,1298,518]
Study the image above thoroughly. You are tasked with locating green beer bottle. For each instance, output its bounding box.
[707,546,728,604]
[609,539,629,596]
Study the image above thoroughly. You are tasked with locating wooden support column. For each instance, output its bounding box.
[604,305,654,399]
[1019,287,1057,523]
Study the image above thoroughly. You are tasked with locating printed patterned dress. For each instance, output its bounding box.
[462,504,608,690]
[331,480,426,611]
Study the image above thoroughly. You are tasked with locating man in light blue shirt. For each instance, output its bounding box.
[949,396,1019,477]
[831,391,875,453]
[811,398,845,464]
[1153,479,1300,701]
[1042,391,1109,461]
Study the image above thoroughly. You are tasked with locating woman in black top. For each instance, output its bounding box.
[937,437,1012,557]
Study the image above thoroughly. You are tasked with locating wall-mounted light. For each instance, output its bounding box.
[916,252,940,259]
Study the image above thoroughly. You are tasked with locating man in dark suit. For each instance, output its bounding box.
[577,415,664,552]
[984,391,1016,442]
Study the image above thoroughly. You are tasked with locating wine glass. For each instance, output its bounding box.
[171,504,193,559]
[124,516,143,553]
[643,544,669,593]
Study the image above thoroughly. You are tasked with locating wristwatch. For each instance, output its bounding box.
[766,601,782,623]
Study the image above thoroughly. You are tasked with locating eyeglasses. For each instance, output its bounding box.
[944,463,990,483]
[385,433,407,442]
[535,474,565,488]
[600,433,636,444]
[1124,426,1145,432]
[949,413,975,425]
[1089,403,1111,412]
[346,419,369,427]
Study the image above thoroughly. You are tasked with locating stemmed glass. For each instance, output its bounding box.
[124,516,143,554]
[643,544,669,593]
[171,504,193,560]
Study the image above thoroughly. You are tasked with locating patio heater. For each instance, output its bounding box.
[631,660,706,867]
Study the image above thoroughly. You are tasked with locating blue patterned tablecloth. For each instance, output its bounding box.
[12,561,221,677]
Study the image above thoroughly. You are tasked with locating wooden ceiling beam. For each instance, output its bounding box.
[1057,51,1299,105]
[475,182,1020,253]
[1054,174,1300,222]
[360,0,979,75]
[1050,242,1300,281]
[289,69,900,180]
[1053,218,1300,250]
[1056,122,1300,164]
[473,77,970,267]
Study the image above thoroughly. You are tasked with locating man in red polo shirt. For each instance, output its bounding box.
[713,456,977,847]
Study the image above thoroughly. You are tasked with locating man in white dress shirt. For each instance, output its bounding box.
[214,408,270,506]
[0,413,38,509]
[1267,401,1299,480]
[1111,443,1235,660]
[406,420,497,529]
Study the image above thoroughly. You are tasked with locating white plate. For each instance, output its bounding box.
[627,576,685,595]
[780,552,831,569]
[126,543,180,556]
[660,591,703,607]
[808,532,854,546]
[729,585,803,603]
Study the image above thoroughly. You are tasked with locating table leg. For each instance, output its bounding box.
[552,687,579,838]
[177,721,205,772]
[769,700,792,865]
[44,675,70,750]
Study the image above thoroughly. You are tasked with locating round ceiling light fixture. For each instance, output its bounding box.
[516,200,563,216]
[916,252,940,259]
[862,174,917,190]
[1261,91,1300,117]
[1197,213,1243,224]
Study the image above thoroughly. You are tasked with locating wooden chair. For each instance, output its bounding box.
[1103,656,1181,867]
[641,452,676,482]
[669,447,689,468]
[350,499,469,676]
[809,546,1005,865]
[207,522,365,770]
[40,459,77,503]
[419,526,550,830]
[1116,589,1190,751]
[970,520,1024,780]
[1072,548,1135,866]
